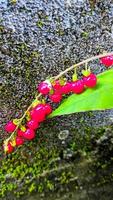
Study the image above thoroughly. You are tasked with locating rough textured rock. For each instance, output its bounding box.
[0,0,113,199]
[1,0,113,131]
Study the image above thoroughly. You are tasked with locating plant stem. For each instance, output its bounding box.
[54,52,113,80]
[5,94,42,143]
[4,52,113,144]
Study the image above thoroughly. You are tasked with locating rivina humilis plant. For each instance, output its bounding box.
[4,52,113,154]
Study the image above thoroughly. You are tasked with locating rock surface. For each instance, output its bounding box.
[0,0,113,199]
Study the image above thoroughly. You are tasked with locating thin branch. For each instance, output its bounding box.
[5,94,42,143]
[54,52,113,80]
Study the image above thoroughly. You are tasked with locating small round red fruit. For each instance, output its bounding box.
[4,121,16,133]
[16,136,24,146]
[50,93,62,103]
[23,129,35,140]
[38,81,51,95]
[83,73,97,88]
[100,55,113,67]
[71,80,84,94]
[27,120,39,130]
[60,82,72,94]
[44,104,52,115]
[4,142,14,154]
[17,129,25,137]
[53,80,62,91]
[30,104,46,122]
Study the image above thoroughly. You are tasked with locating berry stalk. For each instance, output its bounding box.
[4,93,41,144]
[54,52,113,80]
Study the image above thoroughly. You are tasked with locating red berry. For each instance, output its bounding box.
[16,136,24,146]
[30,104,46,122]
[100,55,113,67]
[17,129,25,137]
[38,81,51,95]
[44,104,52,115]
[27,120,39,130]
[53,80,62,91]
[60,82,72,94]
[71,80,84,94]
[23,129,35,140]
[4,142,14,154]
[83,73,97,88]
[50,93,62,103]
[4,121,16,133]
[8,143,14,153]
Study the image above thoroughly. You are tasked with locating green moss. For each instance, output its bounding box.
[38,183,44,193]
[0,25,5,33]
[60,172,74,184]
[0,125,113,199]
[36,20,44,28]
[46,180,54,191]
[0,143,60,198]
[81,31,89,39]
[28,183,36,193]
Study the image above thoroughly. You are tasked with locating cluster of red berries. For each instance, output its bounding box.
[4,54,113,154]
[4,103,52,153]
[38,72,97,103]
[37,55,113,103]
[4,70,96,153]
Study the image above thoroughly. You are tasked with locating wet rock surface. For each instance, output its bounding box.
[0,0,113,199]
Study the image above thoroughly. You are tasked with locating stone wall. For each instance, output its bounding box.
[0,0,113,199]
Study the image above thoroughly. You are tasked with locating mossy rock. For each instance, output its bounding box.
[0,0,113,199]
[0,124,113,199]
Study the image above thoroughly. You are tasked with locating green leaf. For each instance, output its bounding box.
[50,69,113,117]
